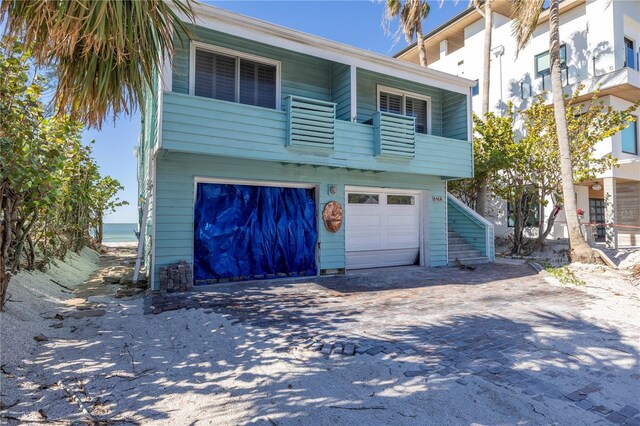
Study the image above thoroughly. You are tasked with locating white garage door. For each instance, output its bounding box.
[346,189,422,269]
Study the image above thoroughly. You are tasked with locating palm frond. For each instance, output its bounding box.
[0,0,195,128]
[511,0,544,55]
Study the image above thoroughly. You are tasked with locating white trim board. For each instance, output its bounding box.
[194,177,317,194]
[173,3,475,95]
[350,65,358,123]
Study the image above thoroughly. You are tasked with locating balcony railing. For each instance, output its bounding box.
[373,111,416,158]
[161,92,473,178]
[285,95,336,151]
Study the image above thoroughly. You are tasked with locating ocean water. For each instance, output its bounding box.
[102,223,139,243]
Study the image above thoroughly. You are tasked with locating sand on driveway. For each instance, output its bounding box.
[1,246,639,425]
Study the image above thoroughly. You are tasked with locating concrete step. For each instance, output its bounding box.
[448,242,475,251]
[449,256,490,266]
[448,237,467,244]
[448,250,483,258]
[449,247,477,255]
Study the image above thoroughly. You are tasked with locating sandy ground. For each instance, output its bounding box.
[1,245,638,425]
[541,257,640,334]
[0,248,100,368]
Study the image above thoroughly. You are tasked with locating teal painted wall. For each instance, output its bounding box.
[161,92,473,179]
[356,68,468,141]
[357,68,441,135]
[170,24,468,142]
[173,25,332,103]
[152,152,449,288]
[330,63,351,121]
[442,92,468,140]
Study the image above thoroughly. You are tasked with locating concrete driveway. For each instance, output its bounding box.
[145,263,640,425]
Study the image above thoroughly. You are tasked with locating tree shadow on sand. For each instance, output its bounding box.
[3,266,639,424]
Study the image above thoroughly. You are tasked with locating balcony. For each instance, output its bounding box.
[161,91,473,179]
[565,67,640,104]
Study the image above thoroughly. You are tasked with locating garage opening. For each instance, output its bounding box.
[194,183,317,282]
[346,189,422,269]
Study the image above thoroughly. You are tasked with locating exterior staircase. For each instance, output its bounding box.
[448,228,489,265]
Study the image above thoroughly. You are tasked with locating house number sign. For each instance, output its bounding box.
[323,201,343,233]
[432,196,444,202]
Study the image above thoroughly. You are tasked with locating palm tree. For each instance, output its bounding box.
[472,0,493,216]
[513,0,596,262]
[0,0,195,128]
[385,0,430,67]
[474,0,493,117]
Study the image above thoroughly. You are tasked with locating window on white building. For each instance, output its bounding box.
[534,45,568,89]
[621,118,638,155]
[472,80,479,96]
[624,37,637,70]
[507,197,540,228]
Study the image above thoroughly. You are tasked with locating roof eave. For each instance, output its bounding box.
[177,2,476,91]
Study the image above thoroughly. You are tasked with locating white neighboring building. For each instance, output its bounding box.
[396,0,640,248]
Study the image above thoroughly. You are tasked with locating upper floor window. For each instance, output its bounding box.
[378,86,431,134]
[535,44,566,78]
[191,43,280,109]
[624,37,636,70]
[621,117,638,155]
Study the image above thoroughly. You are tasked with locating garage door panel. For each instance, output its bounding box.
[194,183,317,281]
[346,189,422,270]
[386,233,420,246]
[348,233,383,250]
[349,214,383,227]
[346,248,419,269]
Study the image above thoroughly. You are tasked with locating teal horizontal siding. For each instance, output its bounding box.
[331,63,351,121]
[162,92,473,179]
[152,153,449,288]
[442,92,468,141]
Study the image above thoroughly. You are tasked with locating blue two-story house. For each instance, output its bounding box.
[137,4,494,290]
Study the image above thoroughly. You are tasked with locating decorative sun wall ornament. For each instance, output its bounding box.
[322,201,343,233]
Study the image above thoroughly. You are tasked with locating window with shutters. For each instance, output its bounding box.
[377,86,431,134]
[191,44,280,109]
[379,92,402,115]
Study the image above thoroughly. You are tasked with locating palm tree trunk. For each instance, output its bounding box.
[0,183,15,309]
[98,212,103,244]
[481,0,492,117]
[548,0,596,263]
[415,19,427,67]
[472,0,493,217]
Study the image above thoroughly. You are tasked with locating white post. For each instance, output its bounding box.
[350,65,357,123]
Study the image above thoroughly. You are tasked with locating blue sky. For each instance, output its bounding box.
[87,0,468,223]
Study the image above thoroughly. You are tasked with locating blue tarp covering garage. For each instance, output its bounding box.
[194,183,317,282]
